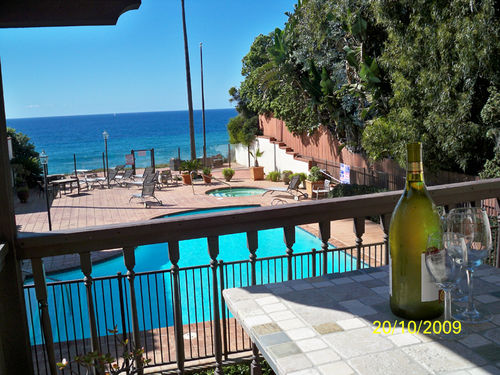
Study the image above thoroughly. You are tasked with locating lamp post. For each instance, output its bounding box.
[103,130,109,188]
[40,150,52,231]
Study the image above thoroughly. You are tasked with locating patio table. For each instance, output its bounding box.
[50,177,79,197]
[223,265,500,375]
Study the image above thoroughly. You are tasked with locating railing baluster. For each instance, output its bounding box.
[122,247,143,375]
[379,214,391,266]
[218,260,228,360]
[247,231,262,375]
[168,241,184,375]
[207,236,224,375]
[284,226,295,280]
[32,258,58,375]
[353,218,365,270]
[79,252,100,359]
[318,221,330,275]
[116,272,128,367]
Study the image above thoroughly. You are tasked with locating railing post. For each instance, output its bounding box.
[218,260,228,360]
[123,247,143,375]
[379,214,391,266]
[207,236,224,375]
[0,59,34,375]
[168,241,185,375]
[32,258,58,375]
[80,252,100,359]
[284,226,295,281]
[496,198,500,268]
[353,218,365,270]
[247,231,261,375]
[318,221,330,275]
[311,248,317,277]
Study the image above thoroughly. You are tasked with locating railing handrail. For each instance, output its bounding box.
[17,178,500,259]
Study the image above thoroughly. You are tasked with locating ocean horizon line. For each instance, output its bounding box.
[6,107,236,121]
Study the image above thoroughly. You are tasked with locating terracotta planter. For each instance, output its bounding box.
[17,189,29,203]
[181,173,192,185]
[203,174,212,184]
[306,180,324,198]
[250,166,265,181]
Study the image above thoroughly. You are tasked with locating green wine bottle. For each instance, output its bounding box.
[389,142,443,320]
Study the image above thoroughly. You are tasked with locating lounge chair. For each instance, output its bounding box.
[83,173,106,190]
[129,181,162,207]
[159,169,176,188]
[312,179,333,199]
[115,169,134,186]
[134,166,153,179]
[126,171,158,188]
[262,175,308,201]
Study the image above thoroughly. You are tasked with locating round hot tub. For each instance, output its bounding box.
[206,187,267,197]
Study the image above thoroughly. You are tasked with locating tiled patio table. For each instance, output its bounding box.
[223,265,500,375]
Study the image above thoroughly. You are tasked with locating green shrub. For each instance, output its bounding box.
[191,360,274,375]
[7,127,41,187]
[266,171,281,182]
[202,167,212,176]
[222,168,235,181]
[181,159,201,173]
[328,183,386,198]
[307,166,324,182]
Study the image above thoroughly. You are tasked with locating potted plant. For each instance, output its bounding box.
[282,170,293,185]
[180,159,201,185]
[13,164,30,203]
[249,147,264,180]
[202,166,212,184]
[306,166,325,197]
[222,168,235,182]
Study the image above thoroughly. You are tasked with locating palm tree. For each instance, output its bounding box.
[181,0,196,160]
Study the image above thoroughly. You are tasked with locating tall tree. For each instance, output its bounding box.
[181,0,196,160]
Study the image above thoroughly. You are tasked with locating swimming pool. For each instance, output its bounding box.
[25,205,358,345]
[206,187,267,197]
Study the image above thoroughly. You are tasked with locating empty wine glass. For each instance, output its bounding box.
[425,233,461,338]
[446,207,493,323]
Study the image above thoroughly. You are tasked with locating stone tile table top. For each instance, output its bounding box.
[223,265,500,375]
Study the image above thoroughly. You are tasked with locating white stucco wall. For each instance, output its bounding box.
[234,137,309,175]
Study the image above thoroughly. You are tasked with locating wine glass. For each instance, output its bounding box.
[446,207,493,323]
[425,233,461,338]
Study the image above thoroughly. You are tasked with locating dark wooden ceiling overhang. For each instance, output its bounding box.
[0,0,141,28]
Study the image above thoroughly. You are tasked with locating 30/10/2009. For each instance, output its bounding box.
[372,320,462,335]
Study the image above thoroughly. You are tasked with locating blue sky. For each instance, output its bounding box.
[0,1,296,119]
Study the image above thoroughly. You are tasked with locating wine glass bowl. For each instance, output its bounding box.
[425,232,462,339]
[446,207,492,323]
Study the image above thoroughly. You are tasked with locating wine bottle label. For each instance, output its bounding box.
[421,254,439,302]
[407,161,423,172]
[389,252,392,296]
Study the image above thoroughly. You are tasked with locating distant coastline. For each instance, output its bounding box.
[7,108,237,174]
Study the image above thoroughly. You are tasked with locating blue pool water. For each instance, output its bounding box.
[206,187,268,197]
[25,206,358,344]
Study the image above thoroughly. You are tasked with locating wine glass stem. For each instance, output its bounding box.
[466,268,474,313]
[444,289,452,321]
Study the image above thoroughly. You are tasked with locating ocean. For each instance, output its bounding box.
[6,108,236,174]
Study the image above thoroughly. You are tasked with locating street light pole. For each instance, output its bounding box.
[103,131,109,188]
[40,150,52,231]
[200,42,207,166]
